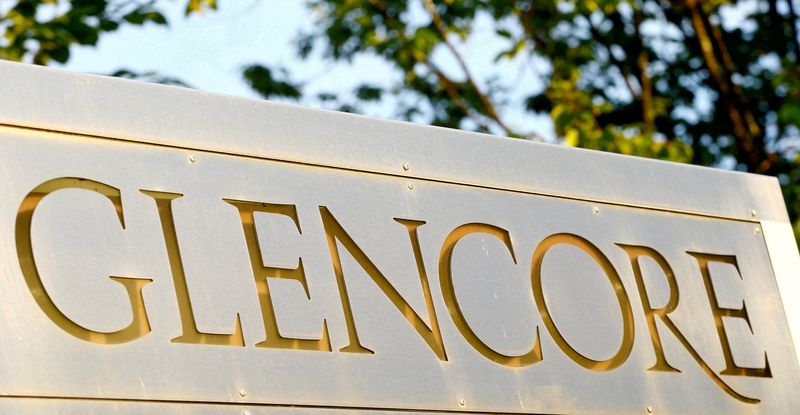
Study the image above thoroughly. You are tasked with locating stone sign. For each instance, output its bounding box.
[1,61,798,414]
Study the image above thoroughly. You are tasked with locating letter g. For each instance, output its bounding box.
[16,177,152,344]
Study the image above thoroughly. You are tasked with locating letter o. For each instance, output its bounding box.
[531,233,634,371]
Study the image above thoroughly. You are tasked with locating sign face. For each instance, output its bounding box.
[1,62,799,414]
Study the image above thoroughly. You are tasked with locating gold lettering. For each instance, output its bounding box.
[225,199,331,351]
[141,190,244,346]
[439,223,542,367]
[688,251,771,378]
[616,244,681,373]
[319,207,446,360]
[617,244,761,404]
[16,177,152,344]
[531,233,634,371]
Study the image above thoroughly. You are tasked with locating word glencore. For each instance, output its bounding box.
[16,177,771,404]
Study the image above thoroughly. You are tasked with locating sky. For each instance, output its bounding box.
[55,0,556,140]
[60,2,363,100]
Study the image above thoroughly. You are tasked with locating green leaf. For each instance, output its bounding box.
[123,11,146,25]
[354,84,382,101]
[779,101,800,126]
[99,20,120,32]
[495,28,512,39]
[146,11,168,25]
[242,64,302,100]
[185,0,218,15]
[50,47,70,63]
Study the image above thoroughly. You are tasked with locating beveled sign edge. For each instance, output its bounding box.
[0,60,790,224]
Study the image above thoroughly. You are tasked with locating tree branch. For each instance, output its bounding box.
[682,0,778,173]
[423,60,490,129]
[420,0,530,138]
[586,17,641,100]
[784,0,800,60]
[632,4,655,131]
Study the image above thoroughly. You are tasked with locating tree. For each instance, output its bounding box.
[0,0,215,66]
[3,0,799,240]
[258,0,799,240]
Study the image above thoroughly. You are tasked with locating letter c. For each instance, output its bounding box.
[439,223,543,367]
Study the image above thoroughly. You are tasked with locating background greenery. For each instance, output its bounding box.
[2,0,798,241]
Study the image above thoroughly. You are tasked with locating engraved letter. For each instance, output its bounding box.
[688,251,771,378]
[16,177,152,344]
[320,207,446,360]
[141,190,244,346]
[531,233,634,371]
[617,244,762,404]
[439,223,542,367]
[225,199,331,351]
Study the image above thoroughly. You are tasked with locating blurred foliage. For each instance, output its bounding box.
[184,0,215,15]
[242,64,303,100]
[271,0,800,241]
[1,0,799,241]
[0,0,170,64]
[110,68,189,86]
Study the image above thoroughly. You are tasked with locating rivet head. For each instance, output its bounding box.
[459,399,466,407]
[188,155,196,163]
[239,389,247,397]
[242,410,250,415]
[755,226,762,234]
[407,183,414,190]
[402,162,410,171]
[592,206,600,214]
[750,209,757,218]
[646,406,653,413]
